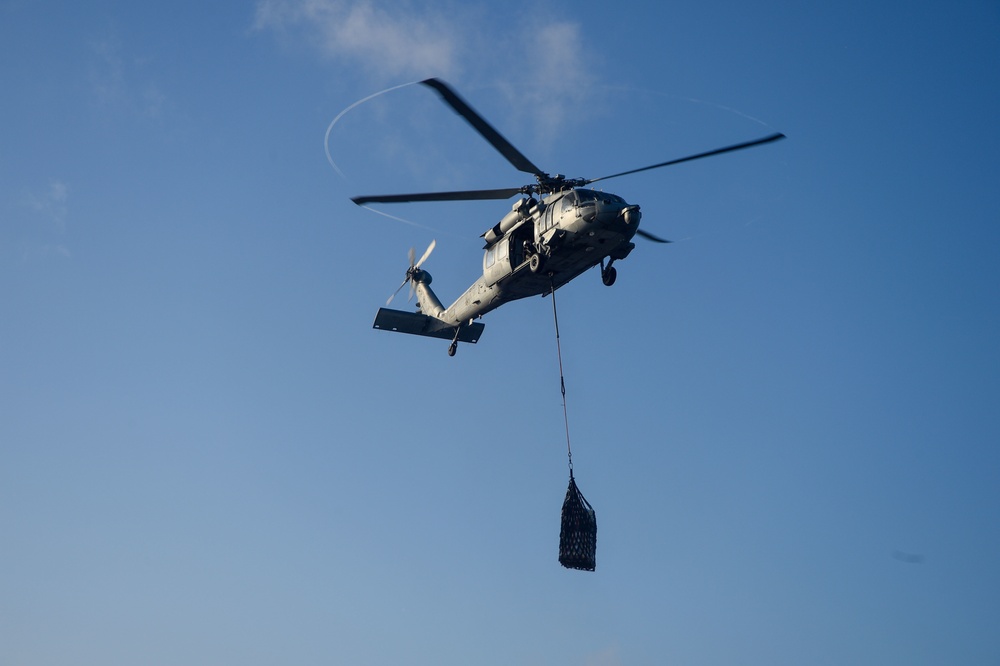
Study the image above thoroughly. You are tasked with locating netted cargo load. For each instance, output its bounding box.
[559,474,597,571]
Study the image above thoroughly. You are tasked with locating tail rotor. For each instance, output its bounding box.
[386,239,436,306]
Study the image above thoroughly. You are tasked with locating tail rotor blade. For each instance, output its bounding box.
[414,239,436,269]
[387,278,409,306]
[387,241,435,306]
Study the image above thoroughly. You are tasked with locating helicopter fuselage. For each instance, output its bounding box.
[415,187,639,325]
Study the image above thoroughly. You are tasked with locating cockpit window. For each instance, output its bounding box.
[575,188,625,205]
[560,191,576,213]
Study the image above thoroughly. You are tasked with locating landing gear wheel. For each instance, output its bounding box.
[529,252,545,273]
[448,341,457,357]
[602,266,617,286]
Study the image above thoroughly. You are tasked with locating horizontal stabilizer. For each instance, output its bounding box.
[373,308,485,343]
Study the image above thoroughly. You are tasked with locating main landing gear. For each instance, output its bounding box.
[529,251,545,273]
[600,258,617,287]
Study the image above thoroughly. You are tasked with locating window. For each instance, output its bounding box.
[561,191,576,213]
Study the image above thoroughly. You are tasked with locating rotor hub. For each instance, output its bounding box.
[409,268,431,285]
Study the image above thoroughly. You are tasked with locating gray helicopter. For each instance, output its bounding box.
[354,78,784,356]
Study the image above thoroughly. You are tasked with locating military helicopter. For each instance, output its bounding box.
[353,78,784,356]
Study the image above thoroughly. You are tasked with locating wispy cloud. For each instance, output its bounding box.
[11,180,72,262]
[253,1,600,135]
[494,20,597,142]
[26,180,70,233]
[253,0,460,80]
[88,34,167,119]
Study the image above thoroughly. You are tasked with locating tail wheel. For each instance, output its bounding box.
[529,252,545,273]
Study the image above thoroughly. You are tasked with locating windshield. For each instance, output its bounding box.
[575,188,625,205]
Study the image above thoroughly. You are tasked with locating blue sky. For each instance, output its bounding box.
[2,1,998,664]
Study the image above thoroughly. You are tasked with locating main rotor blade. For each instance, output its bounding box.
[421,78,545,177]
[352,187,524,205]
[636,229,672,243]
[586,132,786,186]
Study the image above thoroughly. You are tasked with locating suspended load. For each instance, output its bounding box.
[559,473,597,571]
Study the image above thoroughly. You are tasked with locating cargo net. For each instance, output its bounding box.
[559,474,597,571]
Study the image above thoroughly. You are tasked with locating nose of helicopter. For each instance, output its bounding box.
[575,190,642,241]
[606,203,641,239]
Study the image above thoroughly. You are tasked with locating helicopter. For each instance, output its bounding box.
[353,78,784,356]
